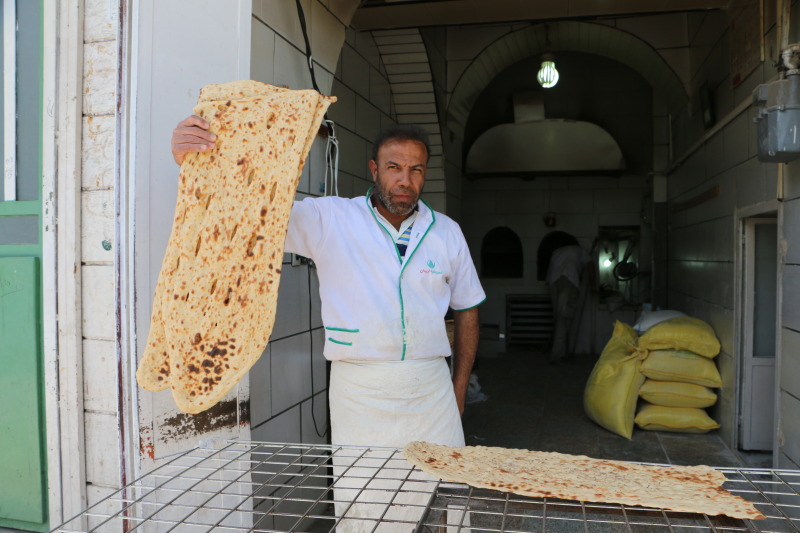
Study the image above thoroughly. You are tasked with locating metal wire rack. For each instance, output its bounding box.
[53,440,800,533]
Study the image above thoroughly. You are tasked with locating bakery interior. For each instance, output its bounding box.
[6,0,800,531]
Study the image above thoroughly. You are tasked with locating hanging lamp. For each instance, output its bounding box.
[537,53,559,88]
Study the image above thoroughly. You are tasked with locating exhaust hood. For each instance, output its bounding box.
[465,93,625,177]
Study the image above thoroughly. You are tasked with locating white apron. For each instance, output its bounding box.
[329,358,467,532]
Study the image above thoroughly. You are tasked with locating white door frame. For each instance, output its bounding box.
[733,199,782,459]
[44,0,89,525]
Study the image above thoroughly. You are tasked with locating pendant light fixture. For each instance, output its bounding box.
[537,24,559,89]
[537,53,559,88]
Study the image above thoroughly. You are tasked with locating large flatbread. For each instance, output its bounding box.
[136,81,335,414]
[404,441,764,520]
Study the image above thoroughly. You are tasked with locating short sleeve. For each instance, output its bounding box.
[447,223,486,311]
[284,197,325,259]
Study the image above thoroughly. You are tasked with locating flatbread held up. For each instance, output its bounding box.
[136,81,335,414]
[403,441,764,520]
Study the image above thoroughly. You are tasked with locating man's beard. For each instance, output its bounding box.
[375,178,419,216]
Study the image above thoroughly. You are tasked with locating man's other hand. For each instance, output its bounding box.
[171,115,216,165]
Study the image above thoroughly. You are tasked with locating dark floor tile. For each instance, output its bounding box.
[464,347,749,468]
[656,431,741,467]
[596,430,669,464]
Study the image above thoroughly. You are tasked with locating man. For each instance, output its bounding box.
[545,243,588,364]
[171,116,485,530]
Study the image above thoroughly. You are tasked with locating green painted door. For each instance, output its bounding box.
[0,1,48,531]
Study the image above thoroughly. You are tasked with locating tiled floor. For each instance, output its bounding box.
[461,346,767,468]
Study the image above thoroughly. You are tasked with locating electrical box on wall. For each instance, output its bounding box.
[753,44,800,163]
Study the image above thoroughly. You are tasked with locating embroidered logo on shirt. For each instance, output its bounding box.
[420,259,443,275]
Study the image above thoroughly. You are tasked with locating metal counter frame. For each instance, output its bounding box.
[52,441,800,533]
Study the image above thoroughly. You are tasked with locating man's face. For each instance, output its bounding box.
[369,140,428,216]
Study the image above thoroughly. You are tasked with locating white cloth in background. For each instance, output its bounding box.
[329,358,467,532]
[545,244,588,288]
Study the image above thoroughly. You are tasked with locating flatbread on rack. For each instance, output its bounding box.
[136,80,335,414]
[403,441,764,520]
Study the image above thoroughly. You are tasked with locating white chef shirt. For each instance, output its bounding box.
[546,244,589,288]
[284,189,486,361]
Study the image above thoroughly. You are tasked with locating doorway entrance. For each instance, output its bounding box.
[738,215,778,453]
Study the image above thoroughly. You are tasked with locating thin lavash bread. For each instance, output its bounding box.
[136,81,335,414]
[403,441,764,520]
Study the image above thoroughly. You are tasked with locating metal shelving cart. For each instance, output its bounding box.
[52,440,800,533]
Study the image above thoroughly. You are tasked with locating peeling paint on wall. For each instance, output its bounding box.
[139,424,154,460]
[157,399,250,444]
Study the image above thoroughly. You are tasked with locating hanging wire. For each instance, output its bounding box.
[324,120,340,196]
[295,0,340,198]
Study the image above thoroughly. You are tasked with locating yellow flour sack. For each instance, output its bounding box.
[639,350,722,388]
[583,321,644,439]
[635,404,719,433]
[638,379,717,408]
[638,316,720,358]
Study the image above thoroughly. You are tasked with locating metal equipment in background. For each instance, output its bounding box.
[753,44,800,163]
[53,440,800,533]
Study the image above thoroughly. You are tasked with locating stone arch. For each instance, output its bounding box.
[446,21,688,141]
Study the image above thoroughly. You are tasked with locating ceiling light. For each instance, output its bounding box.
[537,54,559,88]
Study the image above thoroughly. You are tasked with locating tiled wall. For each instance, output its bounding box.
[778,0,800,466]
[81,0,121,509]
[248,0,394,445]
[665,9,779,448]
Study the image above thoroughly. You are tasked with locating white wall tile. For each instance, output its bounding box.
[274,36,313,90]
[306,137,331,197]
[262,0,309,49]
[85,412,120,485]
[705,132,726,178]
[354,31,381,69]
[272,263,311,340]
[782,265,800,331]
[251,406,301,444]
[310,269,322,328]
[301,397,328,445]
[82,115,116,189]
[369,66,392,116]
[311,327,326,392]
[335,127,368,177]
[86,485,122,531]
[355,97,382,144]
[271,334,313,414]
[251,18,276,85]
[83,41,117,116]
[783,198,800,264]
[84,0,118,42]
[82,264,116,339]
[83,339,117,413]
[341,45,371,98]
[250,345,272,427]
[82,189,115,263]
[311,0,346,73]
[328,79,356,131]
[723,112,750,171]
[781,327,800,400]
[779,391,800,466]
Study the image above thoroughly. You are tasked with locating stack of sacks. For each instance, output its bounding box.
[583,321,645,439]
[635,317,721,433]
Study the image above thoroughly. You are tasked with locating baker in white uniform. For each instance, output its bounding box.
[172,116,486,531]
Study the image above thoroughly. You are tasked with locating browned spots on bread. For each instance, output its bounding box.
[136,81,335,413]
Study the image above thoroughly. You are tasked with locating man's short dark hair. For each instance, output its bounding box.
[371,125,430,162]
